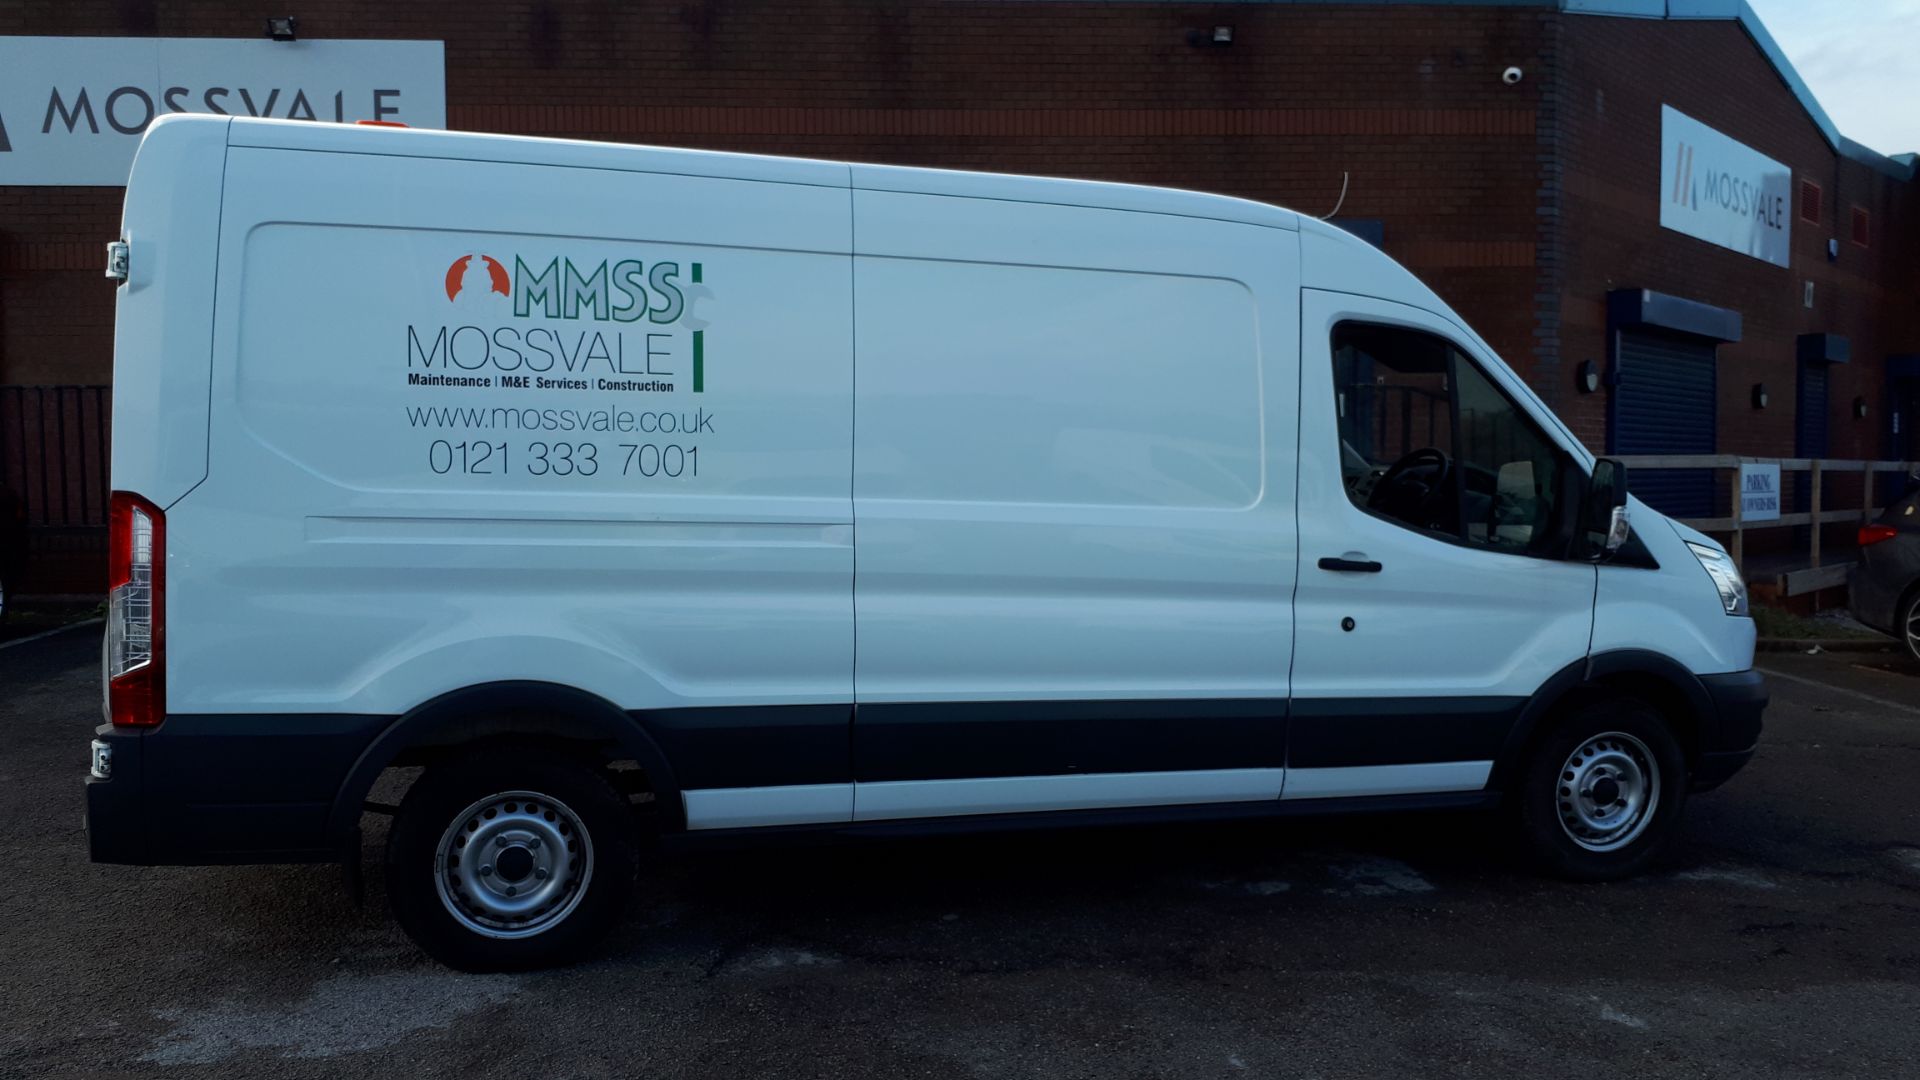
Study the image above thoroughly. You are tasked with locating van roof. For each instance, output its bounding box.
[212,115,1301,232]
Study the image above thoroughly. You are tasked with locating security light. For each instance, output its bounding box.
[1577,360,1600,394]
[1213,26,1233,44]
[1752,383,1768,409]
[1855,397,1869,419]
[265,17,298,42]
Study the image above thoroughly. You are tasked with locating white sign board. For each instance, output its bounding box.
[1660,105,1792,268]
[1739,463,1781,523]
[0,37,445,186]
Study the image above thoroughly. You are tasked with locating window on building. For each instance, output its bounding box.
[1332,323,1570,557]
[1852,205,1870,247]
[1799,179,1823,224]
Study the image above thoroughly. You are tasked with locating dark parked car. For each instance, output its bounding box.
[1850,482,1920,660]
[0,483,26,618]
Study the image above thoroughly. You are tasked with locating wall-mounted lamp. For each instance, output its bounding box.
[1855,396,1869,419]
[265,16,299,42]
[1577,360,1600,394]
[1187,25,1233,47]
[1752,383,1769,409]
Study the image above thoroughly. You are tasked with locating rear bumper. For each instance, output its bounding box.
[1690,668,1767,792]
[85,714,388,865]
[1848,563,1898,635]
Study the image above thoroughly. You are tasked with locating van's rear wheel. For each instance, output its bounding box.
[385,747,636,972]
[1516,696,1687,880]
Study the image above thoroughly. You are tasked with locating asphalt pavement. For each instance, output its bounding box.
[3,625,1918,1079]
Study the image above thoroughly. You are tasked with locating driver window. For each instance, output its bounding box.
[1333,321,1568,557]
[1334,324,1459,538]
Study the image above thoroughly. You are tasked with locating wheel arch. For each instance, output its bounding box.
[326,681,684,852]
[1487,649,1713,792]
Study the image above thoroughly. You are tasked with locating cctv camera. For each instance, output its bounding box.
[1502,66,1524,85]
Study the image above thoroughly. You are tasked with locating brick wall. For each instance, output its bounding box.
[0,0,1912,461]
[1556,14,1919,463]
[0,186,121,384]
[0,1,1550,392]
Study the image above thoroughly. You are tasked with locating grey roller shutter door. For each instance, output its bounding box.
[1614,331,1717,519]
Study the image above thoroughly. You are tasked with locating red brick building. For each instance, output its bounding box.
[1,1,1915,591]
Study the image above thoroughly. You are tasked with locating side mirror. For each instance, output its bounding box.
[1584,458,1631,560]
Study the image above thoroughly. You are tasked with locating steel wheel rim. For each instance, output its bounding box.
[1905,602,1920,659]
[433,789,594,940]
[1555,731,1660,853]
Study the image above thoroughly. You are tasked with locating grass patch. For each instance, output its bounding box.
[1751,603,1881,641]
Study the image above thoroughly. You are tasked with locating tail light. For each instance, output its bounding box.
[1858,523,1899,548]
[107,491,164,728]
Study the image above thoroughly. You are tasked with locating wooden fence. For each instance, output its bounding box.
[1612,455,1914,597]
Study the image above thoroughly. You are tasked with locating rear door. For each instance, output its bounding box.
[1291,290,1596,800]
[849,186,1300,821]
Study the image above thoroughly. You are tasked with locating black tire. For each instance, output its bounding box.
[1515,696,1688,881]
[1900,590,1920,664]
[385,746,637,972]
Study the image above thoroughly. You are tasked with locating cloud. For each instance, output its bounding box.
[1745,0,1920,155]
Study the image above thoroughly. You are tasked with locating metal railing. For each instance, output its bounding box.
[1613,454,1913,596]
[1,386,112,597]
[1,385,112,528]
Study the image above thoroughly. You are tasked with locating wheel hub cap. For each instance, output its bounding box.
[495,845,536,882]
[434,790,593,940]
[1555,732,1660,853]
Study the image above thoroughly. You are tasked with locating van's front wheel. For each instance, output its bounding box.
[1516,697,1688,880]
[385,748,636,972]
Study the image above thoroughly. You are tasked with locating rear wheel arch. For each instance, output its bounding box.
[327,681,684,851]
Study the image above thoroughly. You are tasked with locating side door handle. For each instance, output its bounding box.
[1317,556,1383,573]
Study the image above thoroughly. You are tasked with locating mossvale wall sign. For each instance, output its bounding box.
[0,36,446,186]
[1659,104,1792,269]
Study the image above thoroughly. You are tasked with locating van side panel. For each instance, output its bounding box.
[109,114,229,508]
[167,148,855,734]
[849,190,1299,795]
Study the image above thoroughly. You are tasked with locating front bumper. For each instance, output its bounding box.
[1691,668,1768,792]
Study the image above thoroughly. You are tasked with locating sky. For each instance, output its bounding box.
[1745,0,1920,157]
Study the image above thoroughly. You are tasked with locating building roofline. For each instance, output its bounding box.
[1561,1,1915,180]
[1093,1,1912,181]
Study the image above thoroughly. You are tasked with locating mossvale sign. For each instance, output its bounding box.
[0,36,445,186]
[1660,104,1792,269]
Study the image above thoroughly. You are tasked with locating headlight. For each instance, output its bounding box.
[1687,541,1748,617]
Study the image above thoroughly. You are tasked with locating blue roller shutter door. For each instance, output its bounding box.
[1795,361,1829,459]
[1613,331,1717,519]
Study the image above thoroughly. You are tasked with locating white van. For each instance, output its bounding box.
[88,115,1765,971]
